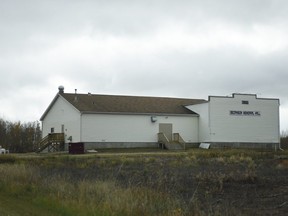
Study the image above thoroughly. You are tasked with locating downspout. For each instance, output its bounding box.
[197,115,200,144]
[278,103,284,151]
[80,112,83,142]
[208,100,212,143]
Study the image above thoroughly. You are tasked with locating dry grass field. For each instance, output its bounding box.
[0,148,288,215]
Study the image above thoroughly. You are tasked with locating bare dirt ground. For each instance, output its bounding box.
[37,150,288,215]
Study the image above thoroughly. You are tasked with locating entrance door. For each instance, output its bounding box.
[159,123,173,141]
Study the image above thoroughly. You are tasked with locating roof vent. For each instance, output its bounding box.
[58,85,64,93]
[74,89,78,102]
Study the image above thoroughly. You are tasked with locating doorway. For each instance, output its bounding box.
[159,123,173,141]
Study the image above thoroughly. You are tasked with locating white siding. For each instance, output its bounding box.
[186,103,210,142]
[41,92,279,147]
[42,96,81,142]
[209,94,280,143]
[81,114,199,143]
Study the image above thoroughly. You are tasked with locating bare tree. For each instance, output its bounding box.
[0,118,42,153]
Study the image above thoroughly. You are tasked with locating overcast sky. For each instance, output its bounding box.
[1,0,288,132]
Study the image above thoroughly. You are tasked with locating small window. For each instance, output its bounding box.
[51,128,54,133]
[242,100,249,105]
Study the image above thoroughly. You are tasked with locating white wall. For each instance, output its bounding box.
[41,93,279,146]
[209,94,280,143]
[186,103,210,142]
[42,95,81,142]
[81,114,199,143]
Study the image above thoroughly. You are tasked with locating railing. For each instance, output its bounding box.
[173,133,186,150]
[158,132,186,150]
[49,133,65,142]
[37,135,49,148]
[157,132,170,149]
[36,133,65,153]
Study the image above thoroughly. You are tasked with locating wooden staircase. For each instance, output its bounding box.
[157,132,186,150]
[36,133,65,153]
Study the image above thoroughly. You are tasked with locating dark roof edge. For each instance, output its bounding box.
[81,111,199,117]
[40,93,60,121]
[63,92,206,100]
[40,93,81,121]
[184,101,208,106]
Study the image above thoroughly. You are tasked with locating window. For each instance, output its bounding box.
[242,100,249,105]
[51,128,54,133]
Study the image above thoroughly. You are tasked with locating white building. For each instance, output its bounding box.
[40,87,280,151]
[187,94,280,149]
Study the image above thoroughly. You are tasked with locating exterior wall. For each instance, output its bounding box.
[81,113,199,148]
[41,92,280,150]
[42,95,81,143]
[208,94,280,144]
[83,142,159,149]
[186,103,210,142]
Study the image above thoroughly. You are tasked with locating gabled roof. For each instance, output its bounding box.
[40,92,207,120]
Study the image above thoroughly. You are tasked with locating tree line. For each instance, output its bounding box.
[0,118,42,153]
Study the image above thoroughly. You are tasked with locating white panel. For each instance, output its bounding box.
[209,94,279,143]
[199,143,210,149]
[186,103,210,142]
[42,96,81,142]
[81,114,199,143]
[171,116,199,143]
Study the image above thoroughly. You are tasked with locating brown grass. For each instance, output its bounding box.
[1,149,288,215]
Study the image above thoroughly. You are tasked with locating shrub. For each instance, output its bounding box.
[0,155,16,164]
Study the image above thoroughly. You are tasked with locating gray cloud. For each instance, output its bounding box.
[0,0,288,130]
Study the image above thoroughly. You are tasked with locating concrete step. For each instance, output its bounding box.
[164,142,184,150]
